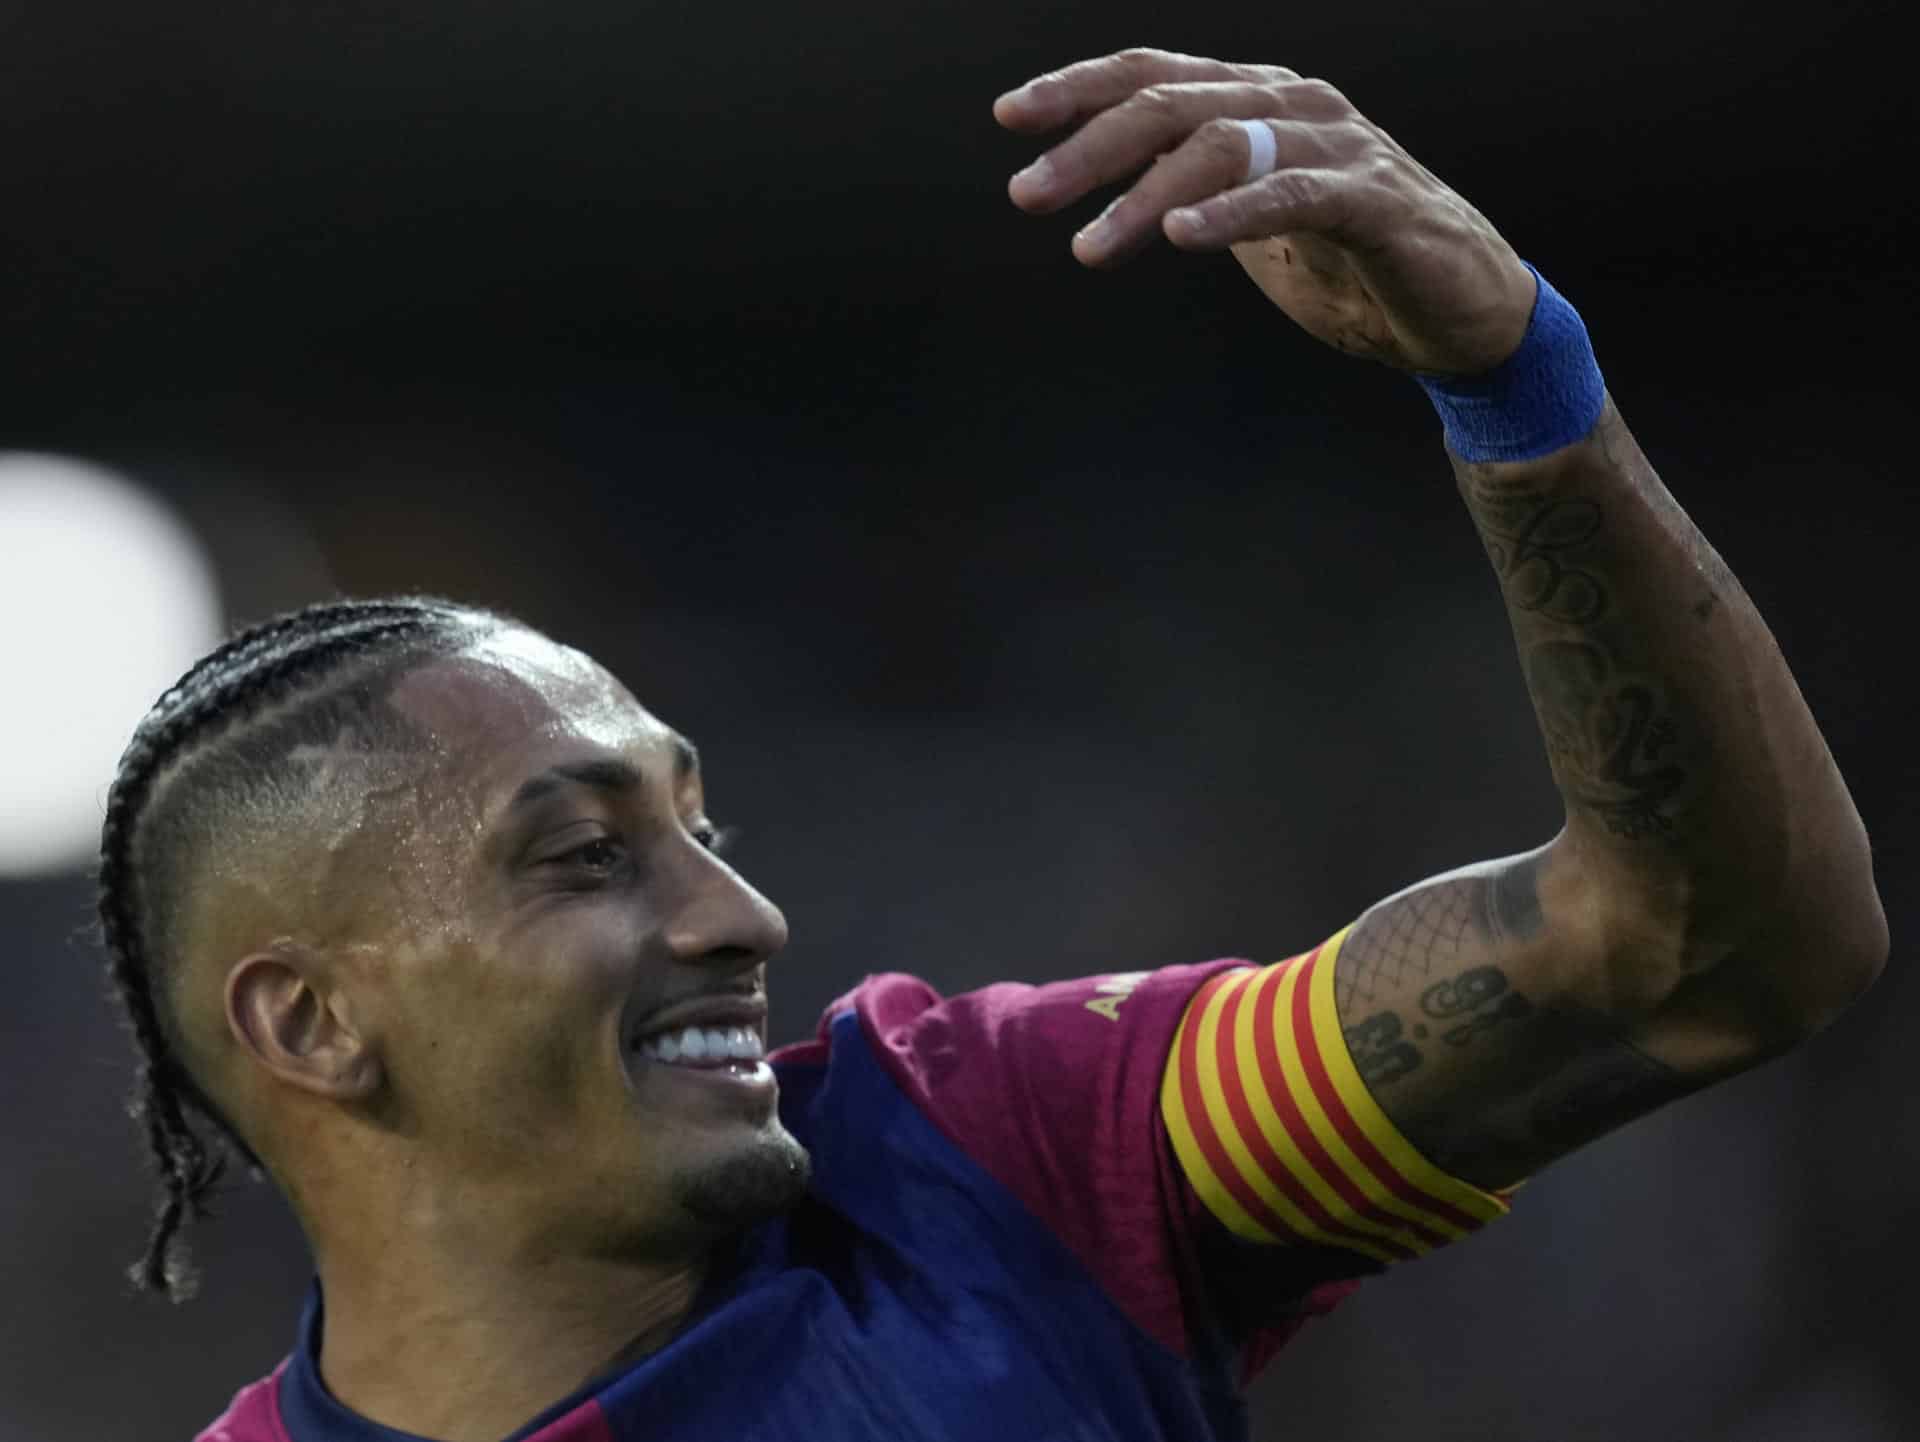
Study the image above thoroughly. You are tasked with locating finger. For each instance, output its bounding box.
[993,47,1293,134]
[1010,81,1306,214]
[1162,168,1380,252]
[1010,76,1360,216]
[1070,119,1351,266]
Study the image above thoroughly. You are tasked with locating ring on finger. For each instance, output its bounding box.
[1233,118,1278,184]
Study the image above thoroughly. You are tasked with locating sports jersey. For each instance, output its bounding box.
[196,935,1513,1441]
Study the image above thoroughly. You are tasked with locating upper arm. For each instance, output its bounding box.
[1331,838,1773,1190]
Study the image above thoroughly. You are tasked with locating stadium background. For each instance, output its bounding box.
[2,1,1913,1437]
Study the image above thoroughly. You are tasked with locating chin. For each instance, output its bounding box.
[670,1120,813,1235]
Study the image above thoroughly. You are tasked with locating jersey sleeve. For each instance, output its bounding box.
[812,930,1518,1381]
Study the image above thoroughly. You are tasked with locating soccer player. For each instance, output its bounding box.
[102,47,1884,1442]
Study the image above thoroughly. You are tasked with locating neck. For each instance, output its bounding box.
[310,1207,709,1442]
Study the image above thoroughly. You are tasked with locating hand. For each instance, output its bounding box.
[996,48,1537,376]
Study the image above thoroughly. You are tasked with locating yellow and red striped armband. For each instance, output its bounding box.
[1159,927,1514,1263]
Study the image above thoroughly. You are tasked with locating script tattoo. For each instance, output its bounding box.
[1420,965,1510,1018]
[1442,992,1534,1047]
[1458,456,1697,843]
[1421,966,1535,1046]
[1344,1011,1422,1088]
[1526,641,1688,839]
[1464,480,1608,625]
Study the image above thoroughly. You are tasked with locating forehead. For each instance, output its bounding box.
[386,628,680,806]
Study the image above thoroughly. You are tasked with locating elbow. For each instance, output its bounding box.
[1806,874,1889,1030]
[1775,782,1890,1034]
[1721,865,1889,1052]
[1555,811,1888,1051]
[1716,783,1890,1044]
[1783,815,1891,1036]
[1570,841,1889,1057]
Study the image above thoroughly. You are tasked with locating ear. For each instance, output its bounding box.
[225,949,383,1101]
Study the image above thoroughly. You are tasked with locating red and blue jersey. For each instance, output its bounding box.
[199,947,1507,1441]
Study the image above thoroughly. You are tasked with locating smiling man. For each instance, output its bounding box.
[105,46,1886,1442]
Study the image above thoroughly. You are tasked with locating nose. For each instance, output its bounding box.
[660,840,790,970]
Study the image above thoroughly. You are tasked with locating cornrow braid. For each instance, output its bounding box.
[98,594,506,1300]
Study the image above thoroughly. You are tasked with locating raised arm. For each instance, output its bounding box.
[998,49,1887,1196]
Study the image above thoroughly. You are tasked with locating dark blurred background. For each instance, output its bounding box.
[2,1,1913,1438]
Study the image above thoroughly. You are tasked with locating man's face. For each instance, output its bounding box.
[344,627,805,1258]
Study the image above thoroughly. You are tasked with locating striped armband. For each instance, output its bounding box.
[1160,929,1514,1263]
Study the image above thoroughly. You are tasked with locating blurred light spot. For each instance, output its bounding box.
[0,455,223,877]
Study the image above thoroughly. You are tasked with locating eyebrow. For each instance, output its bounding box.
[503,735,700,816]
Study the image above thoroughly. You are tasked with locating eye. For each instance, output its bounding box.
[552,836,627,873]
[691,822,737,856]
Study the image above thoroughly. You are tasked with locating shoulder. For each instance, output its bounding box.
[768,962,1256,1361]
[770,963,1245,1148]
[193,1362,291,1442]
[767,971,944,1072]
[773,963,1242,1069]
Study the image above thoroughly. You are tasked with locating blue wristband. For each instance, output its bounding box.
[1415,265,1605,462]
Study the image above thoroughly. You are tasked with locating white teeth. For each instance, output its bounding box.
[636,1022,766,1066]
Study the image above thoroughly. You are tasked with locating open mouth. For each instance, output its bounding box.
[633,1023,767,1072]
[623,996,777,1102]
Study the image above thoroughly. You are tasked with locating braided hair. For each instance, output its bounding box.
[97,595,507,1300]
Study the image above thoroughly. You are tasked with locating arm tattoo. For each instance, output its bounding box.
[1336,856,1543,1014]
[1310,412,1778,1180]
[1524,641,1688,839]
[1337,860,1546,1089]
[1422,967,1536,1047]
[1460,480,1608,625]
[1332,862,1701,1181]
[1334,880,1473,1014]
[1420,966,1511,1018]
[1457,453,1701,843]
[1440,991,1533,1048]
[1344,1011,1422,1087]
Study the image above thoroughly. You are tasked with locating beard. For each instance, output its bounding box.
[670,1122,812,1235]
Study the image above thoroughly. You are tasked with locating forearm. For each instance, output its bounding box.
[1459,401,1886,1026]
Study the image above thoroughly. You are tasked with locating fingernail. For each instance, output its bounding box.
[996,83,1033,109]
[1011,156,1054,193]
[1166,207,1207,236]
[1074,215,1113,257]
